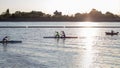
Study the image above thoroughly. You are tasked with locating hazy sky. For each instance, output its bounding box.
[0,0,120,15]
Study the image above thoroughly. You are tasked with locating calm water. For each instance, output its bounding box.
[0,22,120,68]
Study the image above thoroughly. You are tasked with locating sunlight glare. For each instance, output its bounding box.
[81,28,98,37]
[79,28,99,68]
[79,22,99,27]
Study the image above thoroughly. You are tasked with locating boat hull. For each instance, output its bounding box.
[0,40,22,43]
[105,32,119,35]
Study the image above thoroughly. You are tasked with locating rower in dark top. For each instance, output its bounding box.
[111,30,114,34]
[2,36,8,43]
[61,31,66,38]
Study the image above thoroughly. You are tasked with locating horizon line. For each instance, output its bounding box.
[0,8,120,16]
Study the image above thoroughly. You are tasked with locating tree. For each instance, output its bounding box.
[6,9,10,15]
[1,9,11,18]
[105,12,114,17]
[89,9,102,17]
[53,10,62,16]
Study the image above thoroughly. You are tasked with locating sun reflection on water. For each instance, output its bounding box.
[80,28,99,68]
[78,22,99,27]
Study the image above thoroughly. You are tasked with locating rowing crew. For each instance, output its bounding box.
[55,31,66,38]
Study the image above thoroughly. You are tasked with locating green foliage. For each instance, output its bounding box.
[0,9,120,21]
[0,9,11,19]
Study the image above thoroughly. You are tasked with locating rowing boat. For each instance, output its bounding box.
[0,40,22,43]
[105,32,119,36]
[43,36,78,38]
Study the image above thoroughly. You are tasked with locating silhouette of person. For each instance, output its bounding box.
[111,30,114,33]
[60,31,66,38]
[55,31,60,38]
[2,36,8,44]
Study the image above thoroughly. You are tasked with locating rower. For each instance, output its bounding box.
[61,31,66,38]
[2,36,8,43]
[55,31,60,38]
[111,30,114,34]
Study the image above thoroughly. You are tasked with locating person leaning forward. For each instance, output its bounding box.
[60,31,66,38]
[2,36,8,43]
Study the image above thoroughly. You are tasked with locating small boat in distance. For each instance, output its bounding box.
[105,30,119,36]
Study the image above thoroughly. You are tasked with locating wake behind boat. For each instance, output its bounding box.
[0,40,22,43]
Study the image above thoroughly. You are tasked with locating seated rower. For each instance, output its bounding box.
[55,31,60,38]
[61,31,66,38]
[2,36,8,43]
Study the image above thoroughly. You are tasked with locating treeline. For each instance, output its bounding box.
[0,9,120,22]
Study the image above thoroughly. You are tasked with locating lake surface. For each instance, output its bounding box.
[0,22,120,68]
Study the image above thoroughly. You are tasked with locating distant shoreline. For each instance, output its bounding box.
[0,9,120,22]
[0,19,120,22]
[0,25,120,28]
[0,20,120,22]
